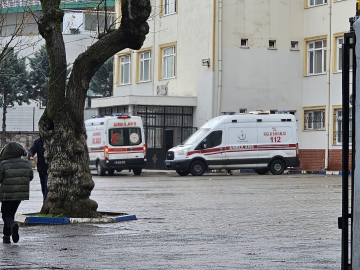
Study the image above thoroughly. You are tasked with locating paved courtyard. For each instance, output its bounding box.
[0,170,342,269]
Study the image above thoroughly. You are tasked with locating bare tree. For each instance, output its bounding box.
[0,6,43,146]
[38,0,151,217]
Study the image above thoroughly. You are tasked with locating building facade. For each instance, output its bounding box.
[89,0,356,171]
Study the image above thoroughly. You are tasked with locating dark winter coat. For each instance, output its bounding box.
[0,142,34,201]
[28,137,48,175]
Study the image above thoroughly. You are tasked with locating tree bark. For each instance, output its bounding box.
[38,0,150,217]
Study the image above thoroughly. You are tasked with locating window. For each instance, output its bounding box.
[148,0,153,19]
[309,0,327,7]
[304,108,325,130]
[240,39,248,48]
[291,41,298,50]
[120,54,131,85]
[84,14,115,32]
[139,51,151,82]
[161,46,175,79]
[337,37,343,72]
[198,130,222,149]
[307,39,326,75]
[163,0,176,15]
[109,127,142,146]
[239,108,247,114]
[269,40,276,50]
[334,108,352,144]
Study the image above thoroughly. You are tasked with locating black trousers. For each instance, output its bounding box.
[1,200,21,236]
[39,172,48,201]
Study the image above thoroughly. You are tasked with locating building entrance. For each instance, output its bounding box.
[137,105,196,170]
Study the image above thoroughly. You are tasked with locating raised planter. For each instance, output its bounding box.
[15,211,137,225]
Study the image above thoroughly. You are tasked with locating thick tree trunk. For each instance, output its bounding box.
[37,0,150,217]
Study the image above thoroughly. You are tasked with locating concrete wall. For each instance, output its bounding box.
[0,131,39,149]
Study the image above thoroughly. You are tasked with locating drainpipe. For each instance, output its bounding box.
[325,0,332,170]
[217,0,223,116]
[152,0,156,96]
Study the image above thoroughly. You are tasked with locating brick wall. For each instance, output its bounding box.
[328,149,352,171]
[298,149,352,171]
[298,149,325,171]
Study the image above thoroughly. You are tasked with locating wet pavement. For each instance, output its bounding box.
[0,170,341,269]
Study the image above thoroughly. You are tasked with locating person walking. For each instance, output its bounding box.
[0,142,33,244]
[28,137,48,201]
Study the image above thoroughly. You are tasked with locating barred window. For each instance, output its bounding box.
[304,109,325,130]
[99,106,128,116]
[137,105,194,145]
[334,109,352,144]
[182,128,197,143]
[147,127,163,148]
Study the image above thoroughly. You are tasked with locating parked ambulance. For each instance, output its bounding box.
[165,112,300,176]
[85,114,146,176]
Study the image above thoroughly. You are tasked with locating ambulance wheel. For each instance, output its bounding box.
[269,159,285,175]
[108,169,115,176]
[190,160,206,176]
[133,168,142,175]
[96,162,106,176]
[176,169,189,176]
[255,168,269,175]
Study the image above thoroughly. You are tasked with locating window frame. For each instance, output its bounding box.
[307,0,327,7]
[269,40,276,50]
[161,0,177,16]
[158,42,176,80]
[119,53,131,85]
[305,36,327,76]
[291,41,299,51]
[136,47,152,83]
[332,106,352,145]
[240,38,249,48]
[303,106,326,131]
[336,36,343,72]
[109,127,142,147]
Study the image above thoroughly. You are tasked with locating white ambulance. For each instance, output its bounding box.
[85,114,146,176]
[165,113,300,176]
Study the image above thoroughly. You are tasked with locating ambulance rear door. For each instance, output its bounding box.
[107,117,144,164]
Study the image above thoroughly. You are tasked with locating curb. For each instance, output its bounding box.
[205,169,348,175]
[15,212,137,225]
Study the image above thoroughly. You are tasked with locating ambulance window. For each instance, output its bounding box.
[184,128,210,145]
[109,128,142,146]
[200,130,222,149]
[129,128,141,145]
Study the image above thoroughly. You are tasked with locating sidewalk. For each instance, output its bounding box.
[0,171,341,270]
